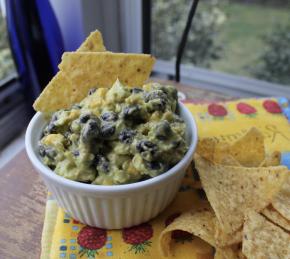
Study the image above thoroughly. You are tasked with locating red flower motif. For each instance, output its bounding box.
[122,223,153,253]
[208,103,227,117]
[263,100,282,113]
[237,102,257,115]
[77,226,107,258]
[165,213,193,242]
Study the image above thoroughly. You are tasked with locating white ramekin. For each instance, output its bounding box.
[25,102,197,229]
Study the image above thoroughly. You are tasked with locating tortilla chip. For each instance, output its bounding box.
[259,151,281,167]
[34,30,106,112]
[59,51,154,88]
[33,72,81,112]
[215,222,242,247]
[77,30,106,52]
[212,143,231,164]
[195,154,288,234]
[272,175,290,220]
[229,127,265,167]
[214,245,245,259]
[261,206,290,232]
[159,207,216,257]
[216,154,240,166]
[242,211,290,259]
[196,138,216,162]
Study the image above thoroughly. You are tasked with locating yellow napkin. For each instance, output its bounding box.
[41,98,290,259]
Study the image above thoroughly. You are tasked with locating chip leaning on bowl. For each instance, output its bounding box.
[39,80,188,185]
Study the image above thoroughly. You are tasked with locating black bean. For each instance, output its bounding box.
[39,145,46,157]
[122,105,140,120]
[100,123,116,138]
[144,90,167,102]
[130,87,143,94]
[72,150,79,157]
[80,114,91,123]
[118,129,136,144]
[136,140,158,154]
[146,98,166,112]
[160,85,178,100]
[147,161,162,170]
[81,119,100,143]
[45,113,59,134]
[39,144,57,159]
[155,121,172,140]
[94,155,110,173]
[88,88,96,95]
[101,111,118,122]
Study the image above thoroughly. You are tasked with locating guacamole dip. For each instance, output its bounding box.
[39,80,188,185]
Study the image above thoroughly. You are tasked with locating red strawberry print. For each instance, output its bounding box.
[122,223,153,254]
[165,213,193,242]
[77,226,107,258]
[263,100,282,114]
[237,102,257,115]
[208,103,227,117]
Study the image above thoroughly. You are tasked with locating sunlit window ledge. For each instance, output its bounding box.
[154,60,290,98]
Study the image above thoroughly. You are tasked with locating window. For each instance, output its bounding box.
[151,0,290,96]
[0,3,17,84]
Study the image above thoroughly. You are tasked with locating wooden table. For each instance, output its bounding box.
[0,82,234,258]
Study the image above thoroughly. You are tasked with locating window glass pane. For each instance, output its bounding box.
[151,0,290,86]
[0,5,17,83]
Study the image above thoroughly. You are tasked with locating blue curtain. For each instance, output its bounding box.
[5,0,64,106]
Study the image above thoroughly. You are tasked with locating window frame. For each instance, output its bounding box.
[147,1,290,98]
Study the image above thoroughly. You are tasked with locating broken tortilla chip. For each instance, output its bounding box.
[229,127,265,167]
[242,211,290,259]
[159,207,216,257]
[195,154,288,234]
[261,206,290,232]
[77,30,106,52]
[33,30,106,112]
[272,175,290,221]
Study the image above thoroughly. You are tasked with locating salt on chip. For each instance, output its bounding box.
[33,30,106,112]
[229,127,265,167]
[272,175,290,221]
[195,154,288,234]
[159,207,216,257]
[242,211,290,259]
[261,206,290,232]
[77,30,106,52]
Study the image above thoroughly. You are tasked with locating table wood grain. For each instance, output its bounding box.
[0,82,231,258]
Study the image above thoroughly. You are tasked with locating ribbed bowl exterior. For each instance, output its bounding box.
[39,164,186,229]
[26,102,197,229]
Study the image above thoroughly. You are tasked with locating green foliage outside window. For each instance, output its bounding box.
[252,23,290,85]
[152,0,226,68]
[0,13,15,81]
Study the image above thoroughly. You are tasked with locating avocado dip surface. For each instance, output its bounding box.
[39,80,188,185]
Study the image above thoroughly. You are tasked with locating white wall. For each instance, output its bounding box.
[49,0,142,53]
[49,0,85,51]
